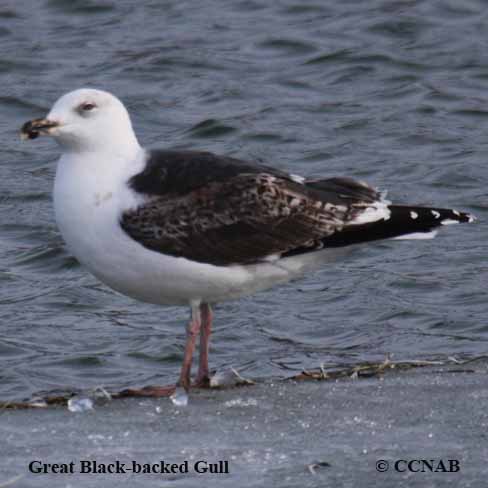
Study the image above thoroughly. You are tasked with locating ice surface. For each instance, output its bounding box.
[224,398,258,408]
[3,364,488,488]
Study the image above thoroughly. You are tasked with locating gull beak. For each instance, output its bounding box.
[20,118,59,140]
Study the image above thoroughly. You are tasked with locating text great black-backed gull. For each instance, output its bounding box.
[21,88,475,400]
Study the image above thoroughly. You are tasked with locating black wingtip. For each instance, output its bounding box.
[310,205,475,250]
[435,208,476,225]
[458,211,476,224]
[390,206,476,227]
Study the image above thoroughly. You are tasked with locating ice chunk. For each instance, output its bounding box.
[170,387,188,407]
[67,396,94,413]
[90,386,112,405]
[210,368,254,388]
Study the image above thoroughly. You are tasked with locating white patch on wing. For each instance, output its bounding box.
[290,174,305,184]
[392,230,438,240]
[410,211,418,219]
[350,201,391,225]
[431,210,440,219]
[290,198,301,207]
[441,219,459,225]
[262,253,280,262]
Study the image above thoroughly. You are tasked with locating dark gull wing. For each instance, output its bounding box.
[120,151,473,266]
[120,151,377,266]
[128,150,290,196]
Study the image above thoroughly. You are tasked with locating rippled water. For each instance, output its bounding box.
[1,0,486,404]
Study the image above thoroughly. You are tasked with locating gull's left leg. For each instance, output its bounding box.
[118,302,201,398]
[176,302,202,391]
[194,303,212,387]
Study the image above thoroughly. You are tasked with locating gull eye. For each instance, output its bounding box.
[79,102,96,112]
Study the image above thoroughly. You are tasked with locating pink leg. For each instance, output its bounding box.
[177,303,201,391]
[194,303,212,387]
[118,303,202,397]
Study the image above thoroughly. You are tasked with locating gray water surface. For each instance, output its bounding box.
[1,0,487,486]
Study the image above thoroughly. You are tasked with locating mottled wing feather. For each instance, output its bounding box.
[120,150,391,266]
[121,172,369,266]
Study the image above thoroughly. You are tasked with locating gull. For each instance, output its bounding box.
[21,88,475,399]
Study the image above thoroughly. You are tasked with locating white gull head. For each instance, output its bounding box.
[22,88,140,156]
